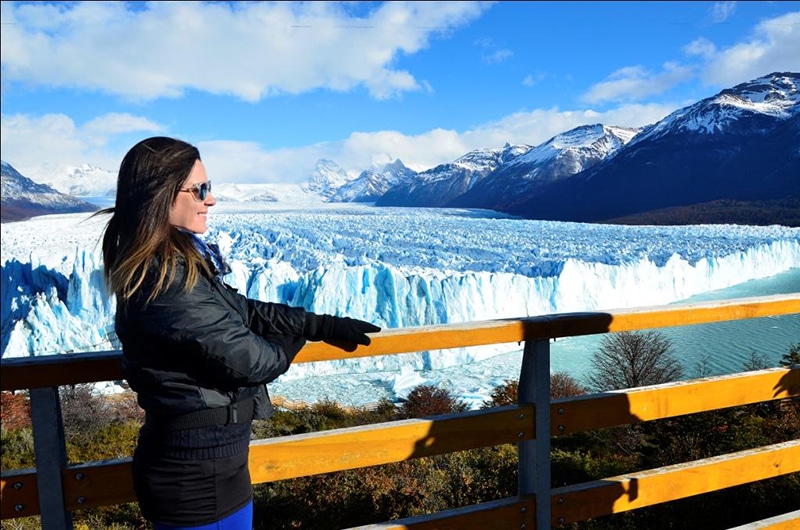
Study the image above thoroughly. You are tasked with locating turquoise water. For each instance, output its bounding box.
[549,268,800,384]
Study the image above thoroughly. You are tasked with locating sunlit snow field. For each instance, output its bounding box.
[2,201,799,408]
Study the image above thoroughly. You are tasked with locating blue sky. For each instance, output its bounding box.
[1,1,799,186]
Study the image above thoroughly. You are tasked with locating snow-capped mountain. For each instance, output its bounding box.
[367,72,798,224]
[302,159,355,199]
[376,143,528,207]
[643,72,799,139]
[6,72,798,225]
[330,159,417,202]
[1,161,99,222]
[505,72,800,223]
[44,163,117,198]
[212,181,331,205]
[450,124,639,210]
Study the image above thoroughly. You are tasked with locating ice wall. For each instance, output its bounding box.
[1,252,115,358]
[236,239,800,324]
[2,239,798,374]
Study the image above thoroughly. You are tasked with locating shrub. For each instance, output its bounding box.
[551,371,587,398]
[1,391,31,431]
[1,427,35,469]
[398,385,468,419]
[252,446,519,529]
[356,398,398,424]
[254,460,435,529]
[551,448,603,487]
[60,384,106,437]
[66,421,141,464]
[481,373,587,409]
[483,379,518,407]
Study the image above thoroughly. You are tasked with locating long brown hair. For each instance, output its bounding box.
[99,136,211,304]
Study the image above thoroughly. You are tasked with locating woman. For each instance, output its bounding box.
[99,136,380,529]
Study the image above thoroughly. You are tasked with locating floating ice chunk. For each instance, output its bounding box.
[391,366,427,400]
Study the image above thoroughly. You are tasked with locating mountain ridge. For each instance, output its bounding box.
[1,161,99,222]
[505,72,799,224]
[3,71,798,226]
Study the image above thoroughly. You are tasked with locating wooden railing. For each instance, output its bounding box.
[1,294,799,529]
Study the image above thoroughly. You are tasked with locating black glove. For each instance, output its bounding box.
[303,314,381,347]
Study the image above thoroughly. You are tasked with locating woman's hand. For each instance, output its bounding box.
[303,314,381,348]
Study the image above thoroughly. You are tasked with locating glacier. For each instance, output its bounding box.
[2,203,799,407]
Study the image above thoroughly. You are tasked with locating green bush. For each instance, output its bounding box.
[66,421,141,464]
[1,427,35,470]
[252,446,519,529]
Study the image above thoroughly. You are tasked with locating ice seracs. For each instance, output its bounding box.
[2,204,798,362]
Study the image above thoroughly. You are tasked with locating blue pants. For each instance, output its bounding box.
[153,500,253,530]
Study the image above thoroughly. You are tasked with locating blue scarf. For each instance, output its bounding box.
[180,229,231,283]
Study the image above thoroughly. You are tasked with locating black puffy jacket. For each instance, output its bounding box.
[117,262,307,421]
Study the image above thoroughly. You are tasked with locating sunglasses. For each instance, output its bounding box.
[179,181,212,202]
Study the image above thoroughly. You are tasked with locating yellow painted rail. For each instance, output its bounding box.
[550,440,800,525]
[249,405,534,483]
[550,366,800,435]
[3,294,797,391]
[1,294,798,529]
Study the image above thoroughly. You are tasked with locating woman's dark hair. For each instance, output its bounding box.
[99,136,210,303]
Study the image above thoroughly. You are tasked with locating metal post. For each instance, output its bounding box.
[518,338,551,530]
[30,387,72,530]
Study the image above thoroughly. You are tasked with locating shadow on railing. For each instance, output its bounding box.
[1,294,799,529]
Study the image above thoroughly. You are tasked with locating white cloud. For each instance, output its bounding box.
[198,140,333,185]
[684,38,718,59]
[461,103,677,148]
[81,114,164,147]
[482,48,513,65]
[700,11,800,87]
[475,37,513,65]
[0,1,493,102]
[579,10,798,105]
[522,72,548,87]
[709,2,737,24]
[1,102,677,188]
[197,129,470,184]
[580,63,693,105]
[0,113,162,182]
[5,4,792,189]
[195,102,678,185]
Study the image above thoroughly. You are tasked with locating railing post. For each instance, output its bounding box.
[30,387,72,530]
[518,338,551,530]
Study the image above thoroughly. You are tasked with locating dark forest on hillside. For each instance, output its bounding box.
[605,196,800,227]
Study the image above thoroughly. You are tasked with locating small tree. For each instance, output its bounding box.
[60,383,106,437]
[551,371,587,398]
[742,350,770,371]
[1,391,31,431]
[587,330,683,391]
[692,355,713,378]
[780,342,800,367]
[398,385,468,419]
[483,380,518,408]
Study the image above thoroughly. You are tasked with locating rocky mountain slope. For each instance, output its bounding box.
[1,162,99,222]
